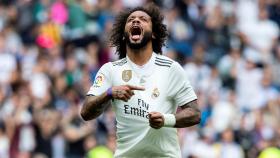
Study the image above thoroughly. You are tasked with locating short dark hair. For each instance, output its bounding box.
[109,3,168,59]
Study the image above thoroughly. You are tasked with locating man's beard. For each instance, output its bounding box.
[124,31,152,50]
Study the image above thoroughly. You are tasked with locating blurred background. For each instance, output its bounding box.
[0,0,279,158]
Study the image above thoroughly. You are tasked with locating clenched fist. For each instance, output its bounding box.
[148,112,164,129]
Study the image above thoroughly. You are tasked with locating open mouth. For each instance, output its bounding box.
[130,26,142,40]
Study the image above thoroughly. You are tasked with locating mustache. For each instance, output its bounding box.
[124,31,152,50]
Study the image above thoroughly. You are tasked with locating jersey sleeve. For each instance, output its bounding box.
[87,63,112,96]
[168,62,197,107]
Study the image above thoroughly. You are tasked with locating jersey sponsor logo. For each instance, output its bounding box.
[124,105,149,119]
[93,74,104,87]
[122,70,132,82]
[151,87,160,99]
[123,99,150,119]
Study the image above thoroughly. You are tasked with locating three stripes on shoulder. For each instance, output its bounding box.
[112,58,128,66]
[112,57,173,67]
[155,57,173,67]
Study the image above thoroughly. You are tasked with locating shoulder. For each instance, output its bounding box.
[111,58,127,66]
[154,54,175,68]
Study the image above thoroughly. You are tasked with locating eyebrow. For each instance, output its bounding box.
[128,15,150,19]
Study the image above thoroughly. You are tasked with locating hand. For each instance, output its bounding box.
[111,85,145,102]
[148,112,164,129]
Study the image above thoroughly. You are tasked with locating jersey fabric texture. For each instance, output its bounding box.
[87,53,197,158]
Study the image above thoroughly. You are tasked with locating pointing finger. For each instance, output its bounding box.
[127,85,145,91]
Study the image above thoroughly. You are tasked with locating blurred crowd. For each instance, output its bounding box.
[0,0,279,158]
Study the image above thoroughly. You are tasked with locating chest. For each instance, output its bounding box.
[112,67,170,105]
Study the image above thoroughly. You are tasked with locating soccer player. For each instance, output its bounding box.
[80,3,200,158]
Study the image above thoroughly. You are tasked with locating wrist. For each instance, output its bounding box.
[163,114,176,127]
[106,87,113,98]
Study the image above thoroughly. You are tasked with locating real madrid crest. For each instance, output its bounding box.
[151,88,160,99]
[122,70,132,82]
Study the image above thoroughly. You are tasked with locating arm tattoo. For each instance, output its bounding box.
[80,93,111,121]
[180,100,199,111]
[174,99,201,128]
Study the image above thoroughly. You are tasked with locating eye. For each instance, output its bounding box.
[140,17,148,22]
[127,18,133,22]
[142,18,147,22]
[127,16,135,22]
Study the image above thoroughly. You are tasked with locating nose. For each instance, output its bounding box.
[132,18,140,24]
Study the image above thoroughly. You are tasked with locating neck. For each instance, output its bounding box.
[126,42,153,66]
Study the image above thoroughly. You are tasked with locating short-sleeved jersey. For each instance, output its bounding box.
[87,53,197,158]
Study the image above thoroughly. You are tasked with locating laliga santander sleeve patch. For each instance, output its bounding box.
[93,74,105,88]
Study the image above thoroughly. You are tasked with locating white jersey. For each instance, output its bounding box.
[87,53,197,158]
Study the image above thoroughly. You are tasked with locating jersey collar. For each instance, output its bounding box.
[126,52,156,77]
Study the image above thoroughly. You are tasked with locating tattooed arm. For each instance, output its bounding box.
[148,99,200,129]
[80,85,145,121]
[80,93,111,121]
[174,99,200,128]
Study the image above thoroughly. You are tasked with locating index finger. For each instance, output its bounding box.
[127,85,145,91]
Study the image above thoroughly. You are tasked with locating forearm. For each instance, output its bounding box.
[81,85,145,121]
[80,92,111,121]
[174,99,201,128]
